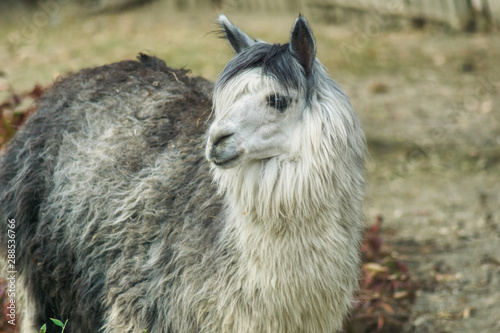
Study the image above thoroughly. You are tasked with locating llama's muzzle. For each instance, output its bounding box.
[207,132,241,168]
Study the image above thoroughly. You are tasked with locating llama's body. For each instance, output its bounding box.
[0,17,365,333]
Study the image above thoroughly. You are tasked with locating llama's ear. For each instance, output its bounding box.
[289,15,316,76]
[218,15,256,53]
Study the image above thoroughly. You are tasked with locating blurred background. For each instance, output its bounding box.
[0,0,499,332]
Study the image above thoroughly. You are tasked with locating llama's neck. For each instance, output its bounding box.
[219,156,338,231]
[214,153,363,332]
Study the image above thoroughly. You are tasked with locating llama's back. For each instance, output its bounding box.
[0,54,223,332]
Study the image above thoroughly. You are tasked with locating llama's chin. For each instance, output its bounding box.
[211,153,242,169]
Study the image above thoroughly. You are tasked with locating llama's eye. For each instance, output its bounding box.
[267,94,290,113]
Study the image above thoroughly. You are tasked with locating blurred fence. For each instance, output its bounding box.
[223,0,500,31]
[485,0,500,27]
[10,0,500,30]
[187,0,500,30]
[313,0,473,29]
[307,0,500,30]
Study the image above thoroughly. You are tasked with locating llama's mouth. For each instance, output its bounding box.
[212,154,241,169]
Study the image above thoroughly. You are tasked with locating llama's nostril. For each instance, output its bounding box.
[213,133,234,148]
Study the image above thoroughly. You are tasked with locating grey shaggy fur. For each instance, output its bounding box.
[0,55,221,332]
[0,16,365,333]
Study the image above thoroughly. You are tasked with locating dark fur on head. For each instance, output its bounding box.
[215,42,308,93]
[216,15,318,102]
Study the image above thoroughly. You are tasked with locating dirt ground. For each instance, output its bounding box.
[346,30,500,333]
[1,2,499,332]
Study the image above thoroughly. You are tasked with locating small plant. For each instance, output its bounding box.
[37,318,68,333]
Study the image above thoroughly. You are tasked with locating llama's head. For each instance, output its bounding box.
[207,16,364,219]
[207,15,317,169]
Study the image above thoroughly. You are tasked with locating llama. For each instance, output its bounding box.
[0,15,365,333]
